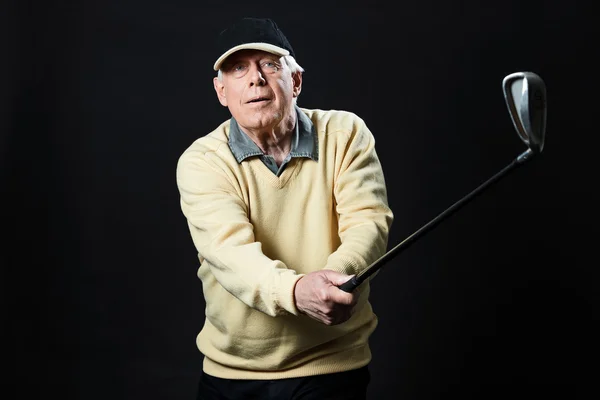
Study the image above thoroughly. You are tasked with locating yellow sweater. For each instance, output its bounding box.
[176,107,393,379]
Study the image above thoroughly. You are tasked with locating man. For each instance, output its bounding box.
[176,17,394,400]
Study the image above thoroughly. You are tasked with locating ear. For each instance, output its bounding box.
[291,71,303,99]
[213,77,228,107]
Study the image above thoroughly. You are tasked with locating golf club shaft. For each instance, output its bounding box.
[339,148,535,292]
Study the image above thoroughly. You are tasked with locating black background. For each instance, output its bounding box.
[3,1,598,399]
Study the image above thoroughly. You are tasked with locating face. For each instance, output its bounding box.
[213,49,302,132]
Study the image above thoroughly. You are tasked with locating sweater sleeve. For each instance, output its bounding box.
[325,119,394,276]
[176,146,303,317]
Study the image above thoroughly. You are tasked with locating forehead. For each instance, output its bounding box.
[223,49,282,65]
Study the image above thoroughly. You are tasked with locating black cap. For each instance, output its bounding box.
[213,17,295,71]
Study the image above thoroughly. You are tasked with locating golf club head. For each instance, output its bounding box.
[502,71,547,154]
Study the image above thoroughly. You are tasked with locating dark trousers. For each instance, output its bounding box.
[196,366,371,400]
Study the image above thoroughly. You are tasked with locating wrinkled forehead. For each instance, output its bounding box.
[221,49,283,67]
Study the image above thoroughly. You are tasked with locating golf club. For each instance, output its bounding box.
[339,71,547,293]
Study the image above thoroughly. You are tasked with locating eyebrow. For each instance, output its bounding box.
[228,55,280,64]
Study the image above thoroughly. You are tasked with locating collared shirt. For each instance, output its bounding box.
[227,105,319,176]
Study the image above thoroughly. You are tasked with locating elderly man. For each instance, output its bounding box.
[176,17,394,400]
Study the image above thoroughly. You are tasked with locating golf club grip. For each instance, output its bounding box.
[339,276,359,292]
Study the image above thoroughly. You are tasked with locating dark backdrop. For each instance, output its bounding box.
[3,1,598,399]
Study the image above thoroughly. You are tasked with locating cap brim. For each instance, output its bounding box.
[213,43,290,71]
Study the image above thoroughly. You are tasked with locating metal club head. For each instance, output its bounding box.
[502,71,547,154]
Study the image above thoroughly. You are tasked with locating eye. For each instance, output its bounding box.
[263,61,279,71]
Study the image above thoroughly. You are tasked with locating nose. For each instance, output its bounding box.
[248,64,266,87]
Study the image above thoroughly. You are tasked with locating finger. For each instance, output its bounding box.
[322,270,355,286]
[327,286,355,306]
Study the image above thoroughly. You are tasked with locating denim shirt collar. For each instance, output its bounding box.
[227,105,319,163]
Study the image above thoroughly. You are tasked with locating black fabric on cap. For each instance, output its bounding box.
[214,18,295,70]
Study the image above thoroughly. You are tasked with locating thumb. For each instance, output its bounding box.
[322,269,354,286]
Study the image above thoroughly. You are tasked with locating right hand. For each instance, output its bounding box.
[293,270,359,325]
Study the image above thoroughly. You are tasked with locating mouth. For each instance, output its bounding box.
[246,97,272,104]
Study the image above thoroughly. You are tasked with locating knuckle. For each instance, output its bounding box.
[317,287,330,301]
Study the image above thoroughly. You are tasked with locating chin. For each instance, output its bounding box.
[250,110,281,123]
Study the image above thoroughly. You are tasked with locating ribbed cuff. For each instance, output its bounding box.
[274,271,305,316]
[324,254,361,275]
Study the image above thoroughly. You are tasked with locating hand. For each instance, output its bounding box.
[294,270,359,325]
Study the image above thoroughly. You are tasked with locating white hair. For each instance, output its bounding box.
[216,55,304,103]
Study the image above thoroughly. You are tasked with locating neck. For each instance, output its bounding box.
[243,111,296,157]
